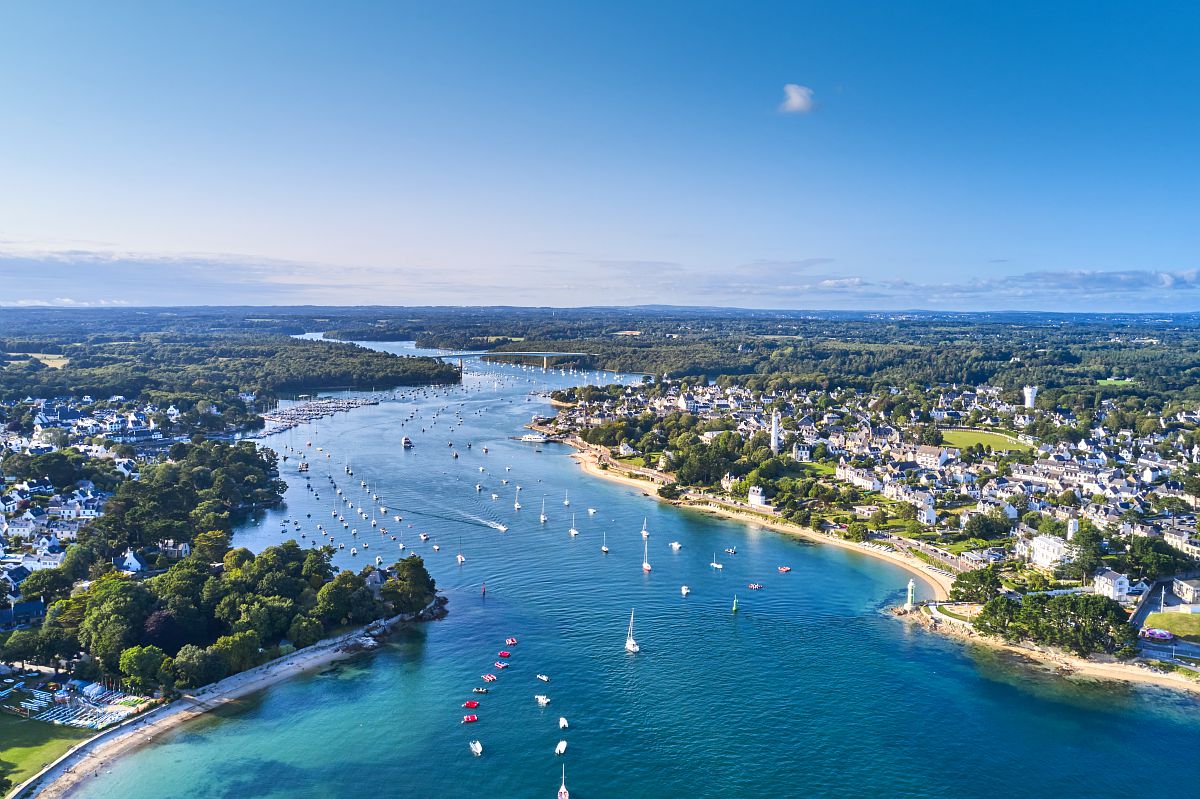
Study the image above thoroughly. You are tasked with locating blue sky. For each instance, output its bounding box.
[1,1,1198,310]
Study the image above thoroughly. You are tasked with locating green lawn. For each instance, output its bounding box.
[1097,378,1136,386]
[1145,612,1200,643]
[0,713,94,786]
[942,429,1032,453]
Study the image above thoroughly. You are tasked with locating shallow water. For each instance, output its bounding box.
[76,343,1200,798]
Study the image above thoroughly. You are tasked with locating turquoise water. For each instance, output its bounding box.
[76,343,1200,799]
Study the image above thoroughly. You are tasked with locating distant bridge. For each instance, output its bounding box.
[440,351,600,368]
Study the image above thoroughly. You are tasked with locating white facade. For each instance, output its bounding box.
[1023,385,1038,409]
[1093,569,1130,601]
[1029,534,1072,569]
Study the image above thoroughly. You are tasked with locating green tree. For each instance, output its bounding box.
[950,566,1003,603]
[119,644,167,690]
[287,614,324,648]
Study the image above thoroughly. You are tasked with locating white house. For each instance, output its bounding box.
[1093,568,1130,601]
[748,486,770,508]
[1029,535,1072,569]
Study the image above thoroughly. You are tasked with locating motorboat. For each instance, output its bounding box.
[433,544,441,551]
[559,717,568,729]
[469,740,483,757]
[420,533,430,541]
[462,700,480,708]
[669,541,682,551]
[535,694,551,706]
[587,507,597,515]
[506,637,518,645]
[724,547,737,555]
[778,566,792,573]
[472,687,490,694]
[555,740,568,755]
[536,674,550,682]
[461,714,479,724]
[748,583,763,590]
[498,651,510,658]
[681,585,690,596]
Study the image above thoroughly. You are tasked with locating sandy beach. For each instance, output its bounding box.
[566,446,953,601]
[14,605,438,799]
[908,606,1200,697]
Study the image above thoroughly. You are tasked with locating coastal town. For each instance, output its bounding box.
[542,377,1200,667]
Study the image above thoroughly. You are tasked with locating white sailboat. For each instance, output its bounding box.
[568,513,578,536]
[514,492,522,510]
[642,539,652,572]
[710,552,723,569]
[563,490,570,507]
[601,531,609,553]
[624,608,640,653]
[641,518,649,539]
[540,498,547,524]
[558,765,569,799]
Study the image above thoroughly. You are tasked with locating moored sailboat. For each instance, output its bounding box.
[624,608,640,653]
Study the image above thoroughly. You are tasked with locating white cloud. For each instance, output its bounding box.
[779,83,815,113]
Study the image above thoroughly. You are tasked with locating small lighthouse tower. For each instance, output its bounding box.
[1022,385,1038,409]
[904,578,916,611]
[769,409,781,455]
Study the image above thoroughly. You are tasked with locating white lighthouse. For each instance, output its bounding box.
[1022,385,1038,409]
[769,409,781,455]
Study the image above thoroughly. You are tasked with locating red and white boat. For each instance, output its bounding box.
[498,651,511,658]
[462,700,480,709]
[777,566,792,573]
[481,674,497,682]
[748,583,763,590]
[494,661,509,669]
[505,637,518,645]
[461,714,479,724]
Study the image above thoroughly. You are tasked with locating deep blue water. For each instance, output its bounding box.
[75,342,1200,799]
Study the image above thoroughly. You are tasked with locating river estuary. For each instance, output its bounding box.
[75,341,1200,799]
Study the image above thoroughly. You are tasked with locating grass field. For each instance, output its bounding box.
[26,353,70,369]
[942,429,1032,453]
[0,713,94,785]
[1097,378,1136,386]
[1145,612,1200,643]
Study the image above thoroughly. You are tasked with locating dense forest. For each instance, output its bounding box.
[0,334,459,402]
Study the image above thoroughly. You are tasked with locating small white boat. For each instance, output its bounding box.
[559,717,568,729]
[669,541,682,551]
[535,694,551,706]
[433,544,441,551]
[457,552,466,564]
[491,493,499,500]
[558,764,570,799]
[514,499,522,510]
[563,490,570,507]
[475,484,482,491]
[555,740,567,755]
[710,553,723,570]
[469,739,483,757]
[681,585,690,596]
[642,539,651,572]
[625,608,640,653]
[537,674,550,682]
[540,498,547,524]
[601,531,609,553]
[641,518,649,539]
[587,507,597,515]
[568,513,578,536]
